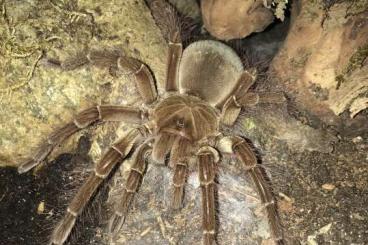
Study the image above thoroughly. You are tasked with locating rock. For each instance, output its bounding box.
[271,1,368,124]
[322,183,335,191]
[0,0,167,167]
[201,0,274,40]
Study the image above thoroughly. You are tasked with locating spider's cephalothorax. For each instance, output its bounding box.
[18,5,286,245]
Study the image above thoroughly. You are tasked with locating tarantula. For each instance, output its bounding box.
[18,3,286,245]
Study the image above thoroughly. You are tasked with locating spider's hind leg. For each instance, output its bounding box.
[230,136,284,244]
[50,128,142,245]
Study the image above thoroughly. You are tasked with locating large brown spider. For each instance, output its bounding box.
[18,3,286,245]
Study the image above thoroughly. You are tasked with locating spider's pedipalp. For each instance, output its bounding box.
[197,146,219,245]
[152,132,177,163]
[50,128,142,244]
[234,68,258,97]
[220,69,257,126]
[18,106,145,174]
[231,137,284,244]
[109,142,151,238]
[256,92,286,104]
[221,70,286,126]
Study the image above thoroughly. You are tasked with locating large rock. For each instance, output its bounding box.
[271,1,368,124]
[201,0,274,40]
[0,0,167,167]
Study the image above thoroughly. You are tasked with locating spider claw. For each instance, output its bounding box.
[108,213,125,239]
[18,159,38,174]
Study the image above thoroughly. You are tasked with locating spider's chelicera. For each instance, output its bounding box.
[18,11,286,245]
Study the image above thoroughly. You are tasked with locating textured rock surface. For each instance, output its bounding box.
[271,0,368,124]
[0,0,167,167]
[201,0,274,40]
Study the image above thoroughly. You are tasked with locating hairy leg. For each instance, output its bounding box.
[108,142,151,238]
[165,34,182,91]
[18,105,145,173]
[197,146,219,245]
[148,0,182,92]
[50,128,143,245]
[231,136,284,244]
[62,48,158,104]
[170,137,191,208]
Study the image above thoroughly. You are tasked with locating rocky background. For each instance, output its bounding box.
[0,0,367,245]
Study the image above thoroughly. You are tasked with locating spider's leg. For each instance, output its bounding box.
[235,68,258,96]
[118,56,158,104]
[165,35,182,92]
[169,137,191,209]
[148,0,182,92]
[237,92,286,107]
[230,136,284,244]
[18,105,146,173]
[152,131,177,163]
[221,68,285,125]
[108,142,151,238]
[254,92,286,104]
[197,146,219,245]
[220,69,257,125]
[233,68,285,106]
[69,49,158,104]
[50,128,143,245]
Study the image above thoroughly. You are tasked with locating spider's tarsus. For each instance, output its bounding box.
[18,143,54,174]
[108,213,126,239]
[50,212,76,245]
[18,159,40,174]
[203,230,216,245]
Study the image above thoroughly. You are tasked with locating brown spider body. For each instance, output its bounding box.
[18,2,287,244]
[152,95,219,142]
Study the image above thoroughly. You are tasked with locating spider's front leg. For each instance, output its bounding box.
[18,105,145,174]
[165,31,182,92]
[197,146,220,245]
[217,136,284,244]
[64,48,158,104]
[50,128,144,245]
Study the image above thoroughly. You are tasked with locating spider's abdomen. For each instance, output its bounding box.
[178,40,243,107]
[151,95,219,142]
